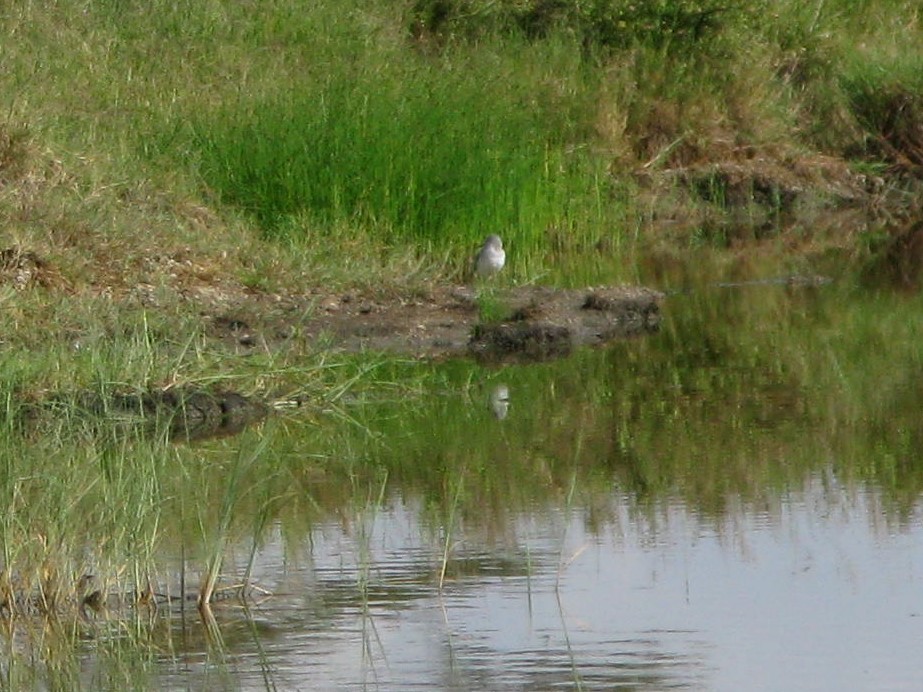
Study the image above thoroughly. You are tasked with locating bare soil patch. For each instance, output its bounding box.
[205,283,664,361]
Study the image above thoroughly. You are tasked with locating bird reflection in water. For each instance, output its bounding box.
[489,384,510,420]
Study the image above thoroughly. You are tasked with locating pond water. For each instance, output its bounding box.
[156,492,923,691]
[16,273,923,690]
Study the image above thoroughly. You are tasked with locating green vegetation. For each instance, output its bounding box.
[1,0,923,686]
[2,0,921,291]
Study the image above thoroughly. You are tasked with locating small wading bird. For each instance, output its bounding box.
[475,234,505,279]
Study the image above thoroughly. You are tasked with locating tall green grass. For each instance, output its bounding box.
[187,34,615,275]
[1,0,920,291]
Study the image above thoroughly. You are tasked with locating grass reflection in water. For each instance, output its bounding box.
[4,280,923,687]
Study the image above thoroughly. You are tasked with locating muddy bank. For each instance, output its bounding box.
[209,284,664,361]
[467,286,662,362]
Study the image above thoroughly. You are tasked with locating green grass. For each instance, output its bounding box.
[0,0,918,548]
[1,1,923,685]
[0,0,921,292]
[192,46,589,236]
[181,32,619,284]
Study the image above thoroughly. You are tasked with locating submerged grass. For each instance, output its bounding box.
[0,299,420,680]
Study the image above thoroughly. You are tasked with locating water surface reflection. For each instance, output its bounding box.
[158,481,923,691]
[54,280,923,690]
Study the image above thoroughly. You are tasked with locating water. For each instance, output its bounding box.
[155,488,923,690]
[16,277,923,689]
